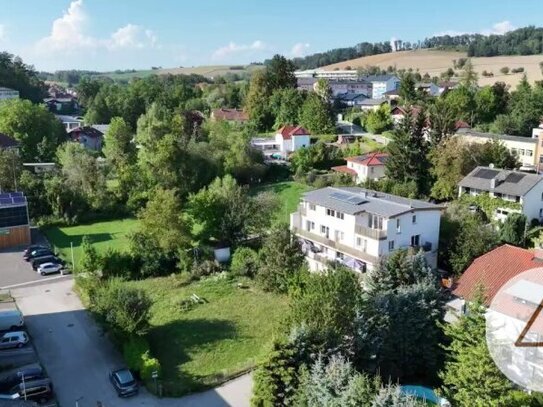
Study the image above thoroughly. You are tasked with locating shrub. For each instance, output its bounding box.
[122,336,161,389]
[140,352,161,382]
[101,249,136,279]
[191,260,222,279]
[511,67,525,74]
[230,247,260,277]
[500,67,510,75]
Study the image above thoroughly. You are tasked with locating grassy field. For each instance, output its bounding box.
[128,276,289,396]
[252,181,312,224]
[324,49,543,87]
[43,218,139,265]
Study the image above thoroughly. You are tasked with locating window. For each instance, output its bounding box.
[309,204,316,211]
[320,225,326,234]
[396,219,401,233]
[527,150,534,157]
[540,208,543,218]
[511,148,518,155]
[368,214,383,230]
[336,211,344,220]
[411,235,420,247]
[306,221,315,231]
[356,237,367,252]
[388,240,395,251]
[412,214,417,224]
[370,166,375,174]
[519,149,525,156]
[336,251,344,260]
[326,209,335,217]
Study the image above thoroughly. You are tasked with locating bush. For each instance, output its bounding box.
[101,249,137,279]
[230,247,260,277]
[122,336,161,389]
[511,67,525,73]
[191,260,222,279]
[140,352,161,382]
[500,67,510,75]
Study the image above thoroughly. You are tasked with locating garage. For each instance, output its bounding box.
[0,192,30,250]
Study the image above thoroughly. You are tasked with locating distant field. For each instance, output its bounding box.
[96,64,263,81]
[323,49,543,87]
[43,218,139,267]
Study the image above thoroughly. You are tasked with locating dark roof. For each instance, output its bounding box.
[456,128,537,144]
[336,92,368,102]
[453,244,541,306]
[301,187,442,218]
[68,126,104,139]
[0,133,18,149]
[459,166,543,196]
[384,89,400,96]
[346,152,388,166]
[211,108,249,122]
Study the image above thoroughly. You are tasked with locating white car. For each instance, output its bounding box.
[0,332,29,349]
[37,262,62,276]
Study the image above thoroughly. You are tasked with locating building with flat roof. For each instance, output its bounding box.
[290,187,442,272]
[0,192,30,249]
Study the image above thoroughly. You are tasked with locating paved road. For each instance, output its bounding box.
[11,279,252,407]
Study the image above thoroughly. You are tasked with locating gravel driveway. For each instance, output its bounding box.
[11,279,252,407]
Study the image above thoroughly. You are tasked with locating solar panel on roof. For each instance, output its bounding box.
[473,168,499,179]
[0,193,10,199]
[9,192,23,197]
[12,197,25,204]
[504,173,525,184]
[347,196,366,205]
[330,192,351,201]
[0,198,12,205]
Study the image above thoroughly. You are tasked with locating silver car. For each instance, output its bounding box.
[37,262,62,276]
[0,332,29,349]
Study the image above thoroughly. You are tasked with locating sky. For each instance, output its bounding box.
[1,0,543,72]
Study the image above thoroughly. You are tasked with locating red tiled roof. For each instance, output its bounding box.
[331,165,357,176]
[453,244,543,306]
[346,152,388,167]
[455,120,471,130]
[211,108,249,122]
[391,105,422,117]
[0,133,18,149]
[277,125,310,140]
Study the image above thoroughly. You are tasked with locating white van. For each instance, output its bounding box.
[0,310,24,331]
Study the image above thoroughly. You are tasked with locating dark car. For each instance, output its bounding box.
[23,249,53,262]
[31,256,64,271]
[109,368,138,397]
[9,378,53,404]
[22,245,47,257]
[0,364,44,392]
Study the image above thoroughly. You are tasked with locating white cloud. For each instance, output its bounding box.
[212,40,267,60]
[290,42,310,58]
[35,0,158,54]
[434,20,516,37]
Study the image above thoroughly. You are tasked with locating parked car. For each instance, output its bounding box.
[23,249,53,262]
[0,364,44,391]
[36,263,63,276]
[9,378,53,404]
[22,245,47,257]
[0,310,24,331]
[109,368,138,397]
[31,255,64,271]
[0,332,29,349]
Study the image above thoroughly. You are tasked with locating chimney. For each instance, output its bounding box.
[490,178,496,189]
[489,163,494,169]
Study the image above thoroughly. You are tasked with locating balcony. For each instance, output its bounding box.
[292,226,379,265]
[355,224,387,240]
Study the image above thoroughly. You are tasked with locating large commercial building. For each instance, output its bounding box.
[0,192,30,249]
[290,187,442,272]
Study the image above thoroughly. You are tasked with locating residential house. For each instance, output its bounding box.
[361,75,400,99]
[456,128,538,169]
[0,87,19,100]
[69,126,104,151]
[210,108,249,123]
[332,152,388,183]
[251,125,311,159]
[0,192,30,249]
[391,106,422,124]
[55,115,84,132]
[336,92,368,107]
[458,166,543,222]
[359,98,387,111]
[416,82,440,97]
[531,123,543,172]
[290,187,442,272]
[384,88,400,102]
[437,81,460,95]
[0,133,19,152]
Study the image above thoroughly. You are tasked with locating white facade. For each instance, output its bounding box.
[0,87,19,101]
[346,158,386,183]
[371,77,401,99]
[274,134,310,158]
[295,69,359,80]
[290,187,442,273]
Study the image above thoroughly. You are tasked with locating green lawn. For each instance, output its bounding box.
[43,218,139,265]
[252,181,312,224]
[128,276,289,396]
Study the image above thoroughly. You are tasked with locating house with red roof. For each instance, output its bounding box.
[332,152,388,183]
[69,126,104,151]
[274,125,311,158]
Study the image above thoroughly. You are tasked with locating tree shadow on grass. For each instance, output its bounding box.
[45,229,113,250]
[148,318,239,397]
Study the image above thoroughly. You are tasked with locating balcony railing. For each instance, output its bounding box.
[355,225,387,240]
[292,226,379,265]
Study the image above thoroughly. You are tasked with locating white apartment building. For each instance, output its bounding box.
[458,166,543,222]
[290,187,442,273]
[363,75,400,99]
[0,87,19,101]
[295,69,359,80]
[456,128,538,169]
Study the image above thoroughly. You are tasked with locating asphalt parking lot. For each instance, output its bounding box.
[0,242,71,290]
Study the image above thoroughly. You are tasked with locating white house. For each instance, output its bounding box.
[458,166,543,223]
[416,82,440,97]
[362,75,401,99]
[0,87,19,101]
[332,152,388,183]
[251,125,311,159]
[290,187,442,273]
[55,114,85,132]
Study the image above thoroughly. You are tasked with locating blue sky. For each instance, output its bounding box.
[2,0,542,71]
